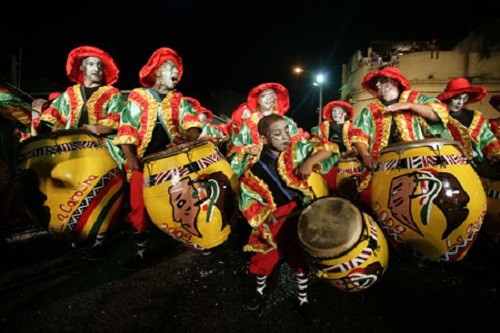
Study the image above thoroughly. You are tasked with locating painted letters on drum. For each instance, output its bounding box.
[18,129,125,243]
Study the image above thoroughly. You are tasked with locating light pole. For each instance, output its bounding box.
[293,66,325,126]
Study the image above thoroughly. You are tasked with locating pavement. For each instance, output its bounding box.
[1,214,500,333]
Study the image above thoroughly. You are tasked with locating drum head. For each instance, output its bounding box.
[298,196,363,259]
[142,138,211,163]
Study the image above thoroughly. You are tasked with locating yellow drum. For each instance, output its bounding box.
[298,196,389,292]
[476,162,500,245]
[17,129,125,243]
[142,139,239,250]
[308,171,329,199]
[371,139,486,262]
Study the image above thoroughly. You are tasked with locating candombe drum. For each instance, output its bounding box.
[297,196,389,292]
[17,129,125,243]
[475,162,500,246]
[370,138,487,262]
[142,139,239,250]
[335,157,363,201]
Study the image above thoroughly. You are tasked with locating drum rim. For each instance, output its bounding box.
[141,138,213,163]
[298,196,364,259]
[379,138,462,154]
[21,128,96,145]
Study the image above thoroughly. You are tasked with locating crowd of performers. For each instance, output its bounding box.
[1,45,500,323]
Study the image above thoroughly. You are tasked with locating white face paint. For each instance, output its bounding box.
[156,60,179,91]
[448,93,469,112]
[331,106,347,124]
[81,56,103,87]
[267,119,290,153]
[258,89,277,115]
[375,77,399,102]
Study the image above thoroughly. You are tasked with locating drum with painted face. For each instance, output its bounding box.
[141,139,239,250]
[17,129,125,243]
[370,138,486,262]
[297,196,389,292]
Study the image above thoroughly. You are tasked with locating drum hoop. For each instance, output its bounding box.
[20,128,97,145]
[18,129,102,162]
[298,196,364,259]
[379,138,462,155]
[141,138,213,163]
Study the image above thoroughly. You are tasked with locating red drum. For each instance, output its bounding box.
[18,129,125,243]
[298,196,389,292]
[370,139,487,262]
[142,139,239,250]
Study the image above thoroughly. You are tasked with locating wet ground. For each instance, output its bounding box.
[1,216,500,333]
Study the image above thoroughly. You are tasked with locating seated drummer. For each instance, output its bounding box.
[239,114,339,323]
[113,47,204,270]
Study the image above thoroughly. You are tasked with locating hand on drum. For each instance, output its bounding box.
[341,148,358,159]
[359,153,375,170]
[294,160,314,179]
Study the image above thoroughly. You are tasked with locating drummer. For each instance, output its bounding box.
[239,114,339,322]
[350,66,449,213]
[34,46,126,259]
[226,82,309,178]
[113,47,204,270]
[36,46,126,169]
[310,100,358,194]
[437,78,500,166]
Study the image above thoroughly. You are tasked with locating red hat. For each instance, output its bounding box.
[184,96,202,112]
[66,46,119,85]
[322,100,354,122]
[247,82,289,115]
[490,94,500,111]
[139,47,183,88]
[437,78,487,104]
[361,66,411,98]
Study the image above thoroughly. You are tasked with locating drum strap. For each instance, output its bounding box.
[144,151,224,187]
[18,140,103,162]
[374,154,468,171]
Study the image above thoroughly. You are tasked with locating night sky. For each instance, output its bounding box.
[2,0,499,130]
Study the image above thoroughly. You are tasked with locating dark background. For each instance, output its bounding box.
[2,0,499,130]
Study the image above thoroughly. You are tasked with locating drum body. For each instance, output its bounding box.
[371,139,486,262]
[18,129,125,243]
[142,139,239,250]
[298,196,389,292]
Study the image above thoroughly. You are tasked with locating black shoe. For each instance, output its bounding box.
[245,291,267,311]
[121,252,148,271]
[297,301,320,323]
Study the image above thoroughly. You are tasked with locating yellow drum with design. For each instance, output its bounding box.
[298,196,389,292]
[18,129,125,243]
[142,139,239,250]
[371,139,486,262]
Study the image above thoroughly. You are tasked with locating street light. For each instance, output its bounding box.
[293,66,325,125]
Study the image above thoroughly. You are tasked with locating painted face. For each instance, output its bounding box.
[331,106,347,124]
[157,60,179,90]
[375,77,399,102]
[448,93,469,112]
[81,56,103,86]
[266,118,290,152]
[258,89,277,115]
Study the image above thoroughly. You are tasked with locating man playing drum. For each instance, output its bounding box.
[239,114,339,323]
[33,46,126,259]
[437,78,500,166]
[310,100,359,196]
[226,82,309,178]
[350,66,449,212]
[114,47,204,270]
